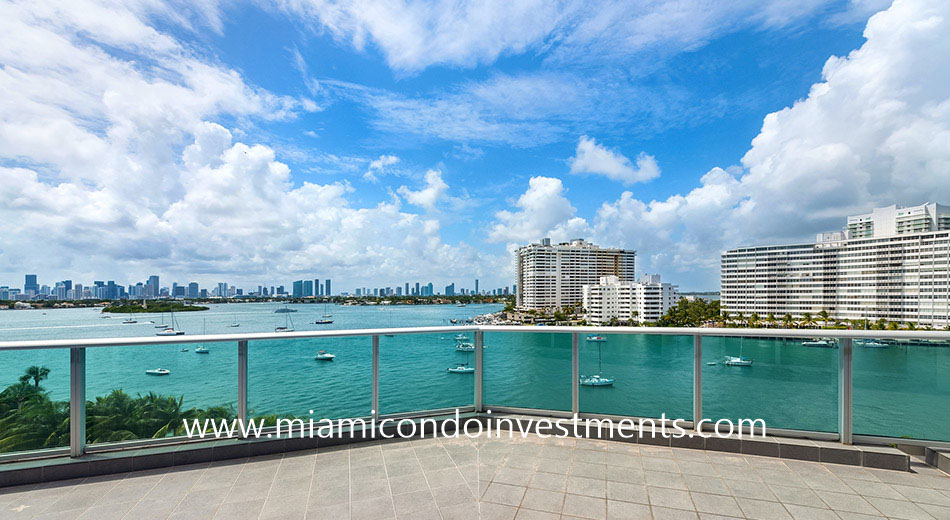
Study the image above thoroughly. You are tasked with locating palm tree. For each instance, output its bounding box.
[19,366,50,391]
[749,313,760,327]
[802,312,814,328]
[782,314,794,328]
[766,313,776,328]
[818,310,830,328]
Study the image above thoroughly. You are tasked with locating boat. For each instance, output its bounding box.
[586,335,606,342]
[229,315,240,327]
[581,337,615,386]
[454,333,468,341]
[274,307,297,313]
[706,362,717,366]
[154,312,168,328]
[449,319,459,324]
[802,339,837,348]
[579,374,615,386]
[456,342,475,352]
[195,347,209,354]
[122,313,137,324]
[724,356,753,366]
[858,340,888,348]
[180,349,189,352]
[315,350,335,361]
[156,311,184,336]
[314,319,333,324]
[276,313,295,332]
[456,303,467,307]
[322,303,332,318]
[447,363,475,373]
[145,368,170,376]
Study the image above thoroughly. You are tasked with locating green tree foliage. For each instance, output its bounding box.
[656,298,721,327]
[0,367,235,453]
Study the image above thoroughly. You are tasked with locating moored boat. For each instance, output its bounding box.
[315,350,335,361]
[145,368,170,376]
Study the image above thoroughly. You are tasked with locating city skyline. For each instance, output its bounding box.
[3,1,948,291]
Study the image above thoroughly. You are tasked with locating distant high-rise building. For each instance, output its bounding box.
[188,282,199,298]
[303,280,313,297]
[147,275,160,298]
[445,283,455,296]
[217,282,228,298]
[516,238,636,310]
[722,202,950,326]
[325,279,331,296]
[292,280,303,298]
[414,282,420,296]
[405,282,410,295]
[475,279,478,295]
[24,274,38,295]
[314,279,321,296]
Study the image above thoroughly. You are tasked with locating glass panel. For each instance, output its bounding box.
[249,336,371,421]
[378,333,473,415]
[84,341,237,444]
[578,334,692,420]
[854,338,950,441]
[0,349,70,453]
[483,332,572,412]
[702,336,838,432]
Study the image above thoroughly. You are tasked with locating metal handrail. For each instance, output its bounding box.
[0,325,947,461]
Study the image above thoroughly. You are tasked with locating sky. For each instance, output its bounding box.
[2,0,949,292]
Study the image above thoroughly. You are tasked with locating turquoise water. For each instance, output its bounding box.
[1,304,948,442]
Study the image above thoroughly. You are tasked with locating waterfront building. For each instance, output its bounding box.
[292,280,303,298]
[583,274,679,324]
[188,282,199,298]
[721,203,950,326]
[146,275,159,299]
[445,283,455,296]
[303,279,313,297]
[325,279,332,296]
[516,238,636,311]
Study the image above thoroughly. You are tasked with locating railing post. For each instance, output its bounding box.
[839,337,853,444]
[571,333,579,415]
[237,341,248,426]
[693,335,702,430]
[372,335,380,421]
[474,330,484,412]
[70,347,86,458]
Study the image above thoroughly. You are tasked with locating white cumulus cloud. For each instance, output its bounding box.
[568,136,660,184]
[487,176,590,244]
[363,154,400,181]
[397,169,449,210]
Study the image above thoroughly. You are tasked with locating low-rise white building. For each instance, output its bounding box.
[583,274,679,324]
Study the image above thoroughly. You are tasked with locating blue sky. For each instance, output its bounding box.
[2,0,949,293]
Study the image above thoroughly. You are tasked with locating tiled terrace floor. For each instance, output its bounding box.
[1,433,948,520]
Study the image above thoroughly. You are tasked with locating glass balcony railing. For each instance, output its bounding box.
[0,327,948,461]
[854,338,950,442]
[702,336,838,432]
[483,332,572,412]
[578,334,693,419]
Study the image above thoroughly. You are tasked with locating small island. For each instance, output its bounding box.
[102,301,208,313]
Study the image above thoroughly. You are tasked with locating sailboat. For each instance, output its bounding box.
[195,319,210,353]
[322,303,332,318]
[156,310,184,336]
[276,313,295,332]
[122,313,137,324]
[154,311,168,328]
[580,339,615,386]
[228,314,240,327]
[724,337,753,366]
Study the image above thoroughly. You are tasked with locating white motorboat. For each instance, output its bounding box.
[453,333,468,341]
[456,342,475,352]
[447,363,475,373]
[802,339,837,348]
[145,368,170,376]
[586,335,606,342]
[156,328,185,336]
[195,346,209,354]
[858,340,888,348]
[315,350,336,361]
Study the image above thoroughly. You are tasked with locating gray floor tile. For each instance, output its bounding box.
[606,499,651,520]
[520,488,564,513]
[561,493,606,520]
[481,483,526,507]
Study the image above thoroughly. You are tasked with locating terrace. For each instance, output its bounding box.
[1,326,949,519]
